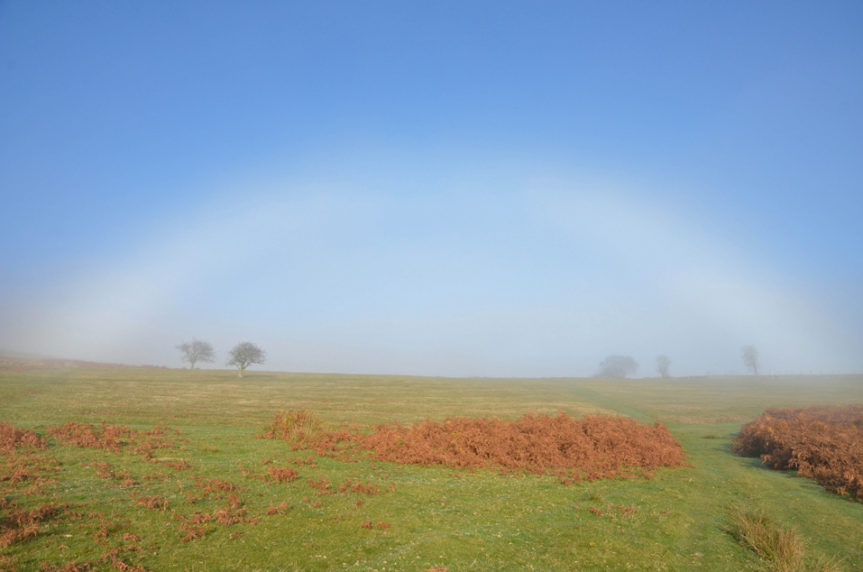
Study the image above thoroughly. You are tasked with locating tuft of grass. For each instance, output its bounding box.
[808,554,845,572]
[261,409,323,443]
[729,508,842,572]
[730,507,804,570]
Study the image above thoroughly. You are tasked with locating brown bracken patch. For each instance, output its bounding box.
[266,466,300,483]
[0,498,63,547]
[266,411,687,481]
[733,404,863,500]
[0,422,46,453]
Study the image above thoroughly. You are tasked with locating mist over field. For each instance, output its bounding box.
[2,167,859,377]
[2,2,861,377]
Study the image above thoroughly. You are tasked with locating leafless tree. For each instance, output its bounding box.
[656,355,671,378]
[177,340,214,370]
[596,355,639,378]
[742,345,759,375]
[227,342,265,377]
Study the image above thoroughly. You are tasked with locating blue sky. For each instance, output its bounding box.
[1,1,861,376]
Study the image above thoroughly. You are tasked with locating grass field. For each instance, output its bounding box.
[2,366,862,571]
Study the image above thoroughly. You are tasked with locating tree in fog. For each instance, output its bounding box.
[176,340,214,370]
[656,354,671,378]
[596,355,639,378]
[742,345,759,375]
[227,342,265,377]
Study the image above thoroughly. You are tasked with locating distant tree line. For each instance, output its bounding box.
[177,340,265,377]
[594,345,763,379]
[180,340,762,379]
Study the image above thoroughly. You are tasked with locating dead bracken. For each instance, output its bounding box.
[265,410,688,481]
[0,422,46,453]
[733,404,863,500]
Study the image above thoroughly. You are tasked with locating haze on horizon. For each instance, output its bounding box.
[2,2,862,378]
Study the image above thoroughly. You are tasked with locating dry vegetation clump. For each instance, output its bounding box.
[336,478,381,495]
[307,477,331,492]
[1,453,60,487]
[268,411,687,480]
[354,413,686,479]
[132,495,169,511]
[212,496,259,527]
[176,513,213,543]
[265,501,290,515]
[0,498,63,548]
[0,422,46,453]
[175,492,259,541]
[261,409,322,442]
[47,422,135,452]
[730,508,805,571]
[46,422,181,458]
[241,460,306,482]
[586,504,640,521]
[727,508,840,572]
[732,405,863,500]
[37,561,97,571]
[266,466,300,483]
[88,513,127,544]
[194,478,240,494]
[185,478,242,503]
[155,459,191,471]
[98,546,152,572]
[88,462,136,487]
[1,423,60,509]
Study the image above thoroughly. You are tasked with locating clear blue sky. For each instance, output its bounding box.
[2,1,861,376]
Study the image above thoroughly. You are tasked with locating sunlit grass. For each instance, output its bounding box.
[1,367,861,570]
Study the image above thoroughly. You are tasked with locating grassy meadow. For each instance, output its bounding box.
[1,365,862,571]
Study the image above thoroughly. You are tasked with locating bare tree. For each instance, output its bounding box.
[596,355,639,378]
[227,342,265,377]
[742,345,759,375]
[177,340,214,370]
[656,354,671,378]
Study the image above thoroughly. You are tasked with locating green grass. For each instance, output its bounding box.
[2,367,862,570]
